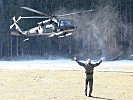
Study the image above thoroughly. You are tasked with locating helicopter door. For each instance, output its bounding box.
[44,24,55,33]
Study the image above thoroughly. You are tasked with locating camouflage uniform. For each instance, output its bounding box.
[75,59,102,96]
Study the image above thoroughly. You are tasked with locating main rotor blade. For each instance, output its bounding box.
[57,9,94,17]
[20,16,49,19]
[21,7,48,16]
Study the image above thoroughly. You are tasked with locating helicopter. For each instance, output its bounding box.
[10,7,94,38]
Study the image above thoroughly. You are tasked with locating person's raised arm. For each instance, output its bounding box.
[73,57,86,67]
[93,57,106,67]
[96,60,102,66]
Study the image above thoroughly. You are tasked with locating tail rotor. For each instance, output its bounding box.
[10,16,21,29]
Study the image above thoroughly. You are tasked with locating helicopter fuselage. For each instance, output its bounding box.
[38,20,77,37]
[11,19,76,37]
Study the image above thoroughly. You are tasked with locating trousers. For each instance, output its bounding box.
[85,73,93,95]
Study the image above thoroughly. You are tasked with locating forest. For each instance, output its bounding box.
[0,0,132,60]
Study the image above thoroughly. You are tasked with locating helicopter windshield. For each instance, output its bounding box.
[60,21,72,27]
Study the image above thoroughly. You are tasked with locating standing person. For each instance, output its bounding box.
[73,57,105,97]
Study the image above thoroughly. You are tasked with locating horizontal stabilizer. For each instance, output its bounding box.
[11,31,21,36]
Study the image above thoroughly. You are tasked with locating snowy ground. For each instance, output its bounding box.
[0,59,133,72]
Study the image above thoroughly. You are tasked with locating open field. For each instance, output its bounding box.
[0,70,133,100]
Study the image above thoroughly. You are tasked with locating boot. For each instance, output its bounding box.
[89,93,92,97]
[89,94,92,97]
[85,89,87,96]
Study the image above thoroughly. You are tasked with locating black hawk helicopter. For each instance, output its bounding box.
[10,7,93,38]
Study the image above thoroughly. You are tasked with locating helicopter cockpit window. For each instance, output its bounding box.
[60,21,72,27]
[45,24,54,29]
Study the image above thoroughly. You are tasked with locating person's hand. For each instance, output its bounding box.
[101,57,106,61]
[73,57,77,61]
